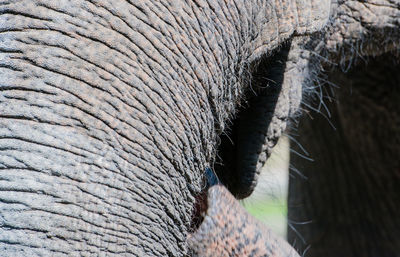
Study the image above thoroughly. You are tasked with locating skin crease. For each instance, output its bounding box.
[0,0,329,256]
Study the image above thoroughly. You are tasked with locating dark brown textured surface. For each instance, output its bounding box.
[283,1,400,256]
[189,185,300,257]
[288,54,400,256]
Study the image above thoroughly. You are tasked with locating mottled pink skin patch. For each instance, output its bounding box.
[188,185,299,257]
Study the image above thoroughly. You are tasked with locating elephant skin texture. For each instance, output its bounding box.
[188,185,299,257]
[0,0,328,256]
[0,0,399,257]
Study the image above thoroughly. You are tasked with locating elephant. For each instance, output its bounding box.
[288,53,400,257]
[0,0,329,256]
[282,1,400,256]
[0,1,399,257]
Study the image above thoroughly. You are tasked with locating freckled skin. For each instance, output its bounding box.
[189,185,300,257]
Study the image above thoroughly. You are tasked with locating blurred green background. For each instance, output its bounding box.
[242,136,289,237]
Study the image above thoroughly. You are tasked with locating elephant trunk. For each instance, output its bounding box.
[188,184,300,257]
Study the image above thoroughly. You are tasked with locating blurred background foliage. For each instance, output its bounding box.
[242,136,289,237]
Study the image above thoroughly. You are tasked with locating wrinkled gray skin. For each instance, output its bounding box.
[0,0,328,256]
[0,0,399,256]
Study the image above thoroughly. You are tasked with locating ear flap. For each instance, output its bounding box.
[188,185,299,257]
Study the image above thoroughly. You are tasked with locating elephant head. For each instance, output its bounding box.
[1,0,399,256]
[0,0,330,255]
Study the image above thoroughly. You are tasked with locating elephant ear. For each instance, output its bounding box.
[188,185,300,257]
[215,39,310,199]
